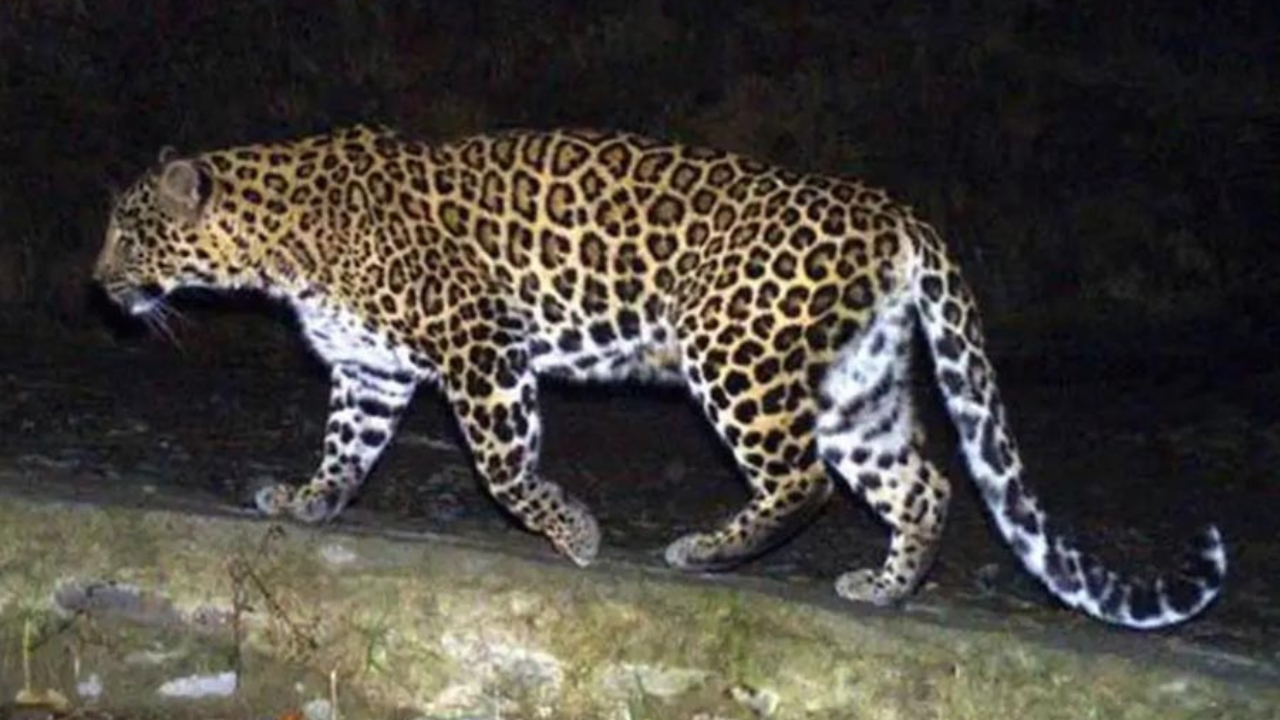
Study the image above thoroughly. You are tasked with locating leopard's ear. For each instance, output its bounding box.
[157,146,180,165]
[157,159,213,223]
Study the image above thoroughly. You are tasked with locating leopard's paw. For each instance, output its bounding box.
[288,483,344,523]
[253,483,296,517]
[254,481,347,524]
[834,568,900,606]
[663,532,717,569]
[549,499,600,567]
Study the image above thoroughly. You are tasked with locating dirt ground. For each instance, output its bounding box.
[2,307,1276,670]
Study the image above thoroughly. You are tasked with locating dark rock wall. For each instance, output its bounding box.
[1,0,1274,348]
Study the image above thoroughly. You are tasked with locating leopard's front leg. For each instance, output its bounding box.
[440,307,601,565]
[256,363,416,522]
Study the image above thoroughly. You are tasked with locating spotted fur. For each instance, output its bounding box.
[94,125,1225,628]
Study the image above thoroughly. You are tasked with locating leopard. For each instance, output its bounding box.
[94,124,1226,628]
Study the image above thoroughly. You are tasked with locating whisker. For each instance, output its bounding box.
[158,302,192,328]
[146,303,186,352]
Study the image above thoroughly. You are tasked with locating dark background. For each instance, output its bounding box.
[0,0,1276,644]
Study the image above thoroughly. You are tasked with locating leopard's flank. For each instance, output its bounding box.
[95,125,1226,628]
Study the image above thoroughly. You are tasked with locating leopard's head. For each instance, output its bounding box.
[95,155,243,316]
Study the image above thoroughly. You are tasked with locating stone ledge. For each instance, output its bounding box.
[0,490,1275,720]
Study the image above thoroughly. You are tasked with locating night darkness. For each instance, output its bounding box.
[1,0,1278,708]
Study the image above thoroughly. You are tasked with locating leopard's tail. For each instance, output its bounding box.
[907,220,1226,629]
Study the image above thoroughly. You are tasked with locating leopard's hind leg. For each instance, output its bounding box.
[663,308,833,570]
[817,298,952,604]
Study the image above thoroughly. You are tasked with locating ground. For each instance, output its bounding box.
[2,306,1276,669]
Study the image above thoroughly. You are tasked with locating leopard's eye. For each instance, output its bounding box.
[119,235,146,266]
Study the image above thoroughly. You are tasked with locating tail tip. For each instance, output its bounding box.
[1187,524,1227,589]
[1081,524,1227,630]
[1137,523,1227,628]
